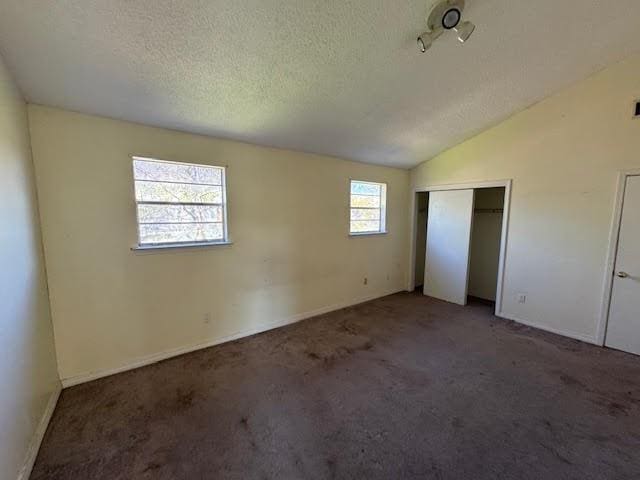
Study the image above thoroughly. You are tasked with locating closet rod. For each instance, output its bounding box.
[474,208,504,213]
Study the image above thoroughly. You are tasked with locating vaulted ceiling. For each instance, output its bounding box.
[1,0,639,168]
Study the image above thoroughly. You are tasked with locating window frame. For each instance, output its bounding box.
[349,179,388,236]
[131,156,231,250]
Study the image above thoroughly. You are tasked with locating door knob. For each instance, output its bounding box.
[617,271,629,278]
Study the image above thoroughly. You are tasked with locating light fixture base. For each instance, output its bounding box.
[427,0,466,33]
[418,0,475,53]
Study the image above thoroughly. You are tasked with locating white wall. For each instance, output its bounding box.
[0,57,59,479]
[27,106,410,383]
[468,188,504,301]
[411,54,640,343]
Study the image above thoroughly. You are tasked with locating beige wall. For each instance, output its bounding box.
[411,54,640,343]
[0,58,59,478]
[28,106,410,382]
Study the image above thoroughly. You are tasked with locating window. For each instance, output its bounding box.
[132,157,228,247]
[350,180,387,235]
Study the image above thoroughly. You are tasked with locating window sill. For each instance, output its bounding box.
[131,241,233,252]
[349,231,388,237]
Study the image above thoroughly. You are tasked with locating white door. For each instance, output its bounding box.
[606,175,640,355]
[424,189,475,305]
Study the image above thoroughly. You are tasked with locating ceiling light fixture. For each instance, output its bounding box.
[417,0,476,53]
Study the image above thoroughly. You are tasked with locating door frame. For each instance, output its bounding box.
[598,169,640,346]
[408,179,512,316]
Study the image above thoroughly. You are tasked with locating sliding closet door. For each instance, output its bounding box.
[424,189,475,305]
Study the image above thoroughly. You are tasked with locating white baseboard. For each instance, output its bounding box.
[17,384,62,480]
[496,311,598,345]
[61,288,404,388]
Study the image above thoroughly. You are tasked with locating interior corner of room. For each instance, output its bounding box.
[2,2,640,479]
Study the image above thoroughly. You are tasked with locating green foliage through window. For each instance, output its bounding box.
[349,180,387,234]
[133,157,228,245]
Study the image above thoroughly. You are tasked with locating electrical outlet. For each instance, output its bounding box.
[363,277,368,285]
[517,294,527,304]
[203,313,211,324]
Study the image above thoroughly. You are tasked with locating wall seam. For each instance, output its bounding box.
[24,103,63,384]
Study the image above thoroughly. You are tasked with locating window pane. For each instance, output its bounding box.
[138,204,223,223]
[133,159,222,185]
[351,182,381,196]
[350,194,381,208]
[133,157,228,247]
[135,181,222,204]
[350,220,381,233]
[350,208,380,221]
[139,223,224,244]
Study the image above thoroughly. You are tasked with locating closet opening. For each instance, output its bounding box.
[410,181,510,315]
[467,187,505,307]
[413,192,429,291]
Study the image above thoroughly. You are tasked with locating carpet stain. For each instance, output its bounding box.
[338,321,360,335]
[171,388,196,412]
[306,351,321,360]
[607,402,629,417]
[451,417,464,429]
[558,373,587,389]
[142,462,162,473]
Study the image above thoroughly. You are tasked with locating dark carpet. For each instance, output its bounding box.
[31,292,640,479]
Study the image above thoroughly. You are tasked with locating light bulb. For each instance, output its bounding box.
[454,21,475,43]
[417,32,433,53]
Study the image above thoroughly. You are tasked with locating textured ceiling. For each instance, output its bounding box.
[1,1,639,168]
